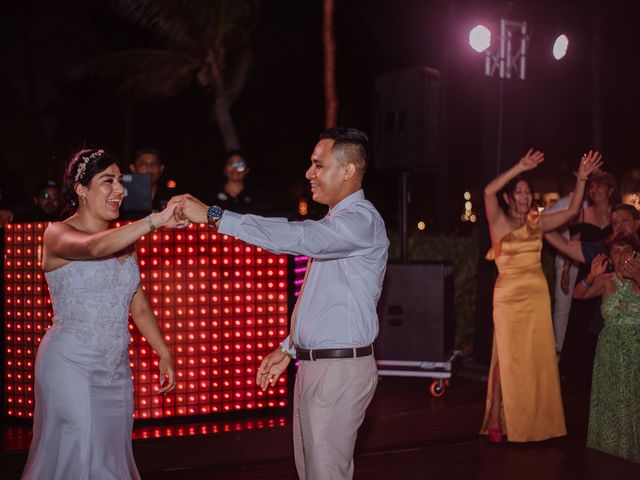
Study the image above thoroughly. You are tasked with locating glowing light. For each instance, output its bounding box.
[464,191,471,200]
[469,25,491,53]
[552,34,569,60]
[298,197,308,216]
[417,221,426,231]
[4,223,290,420]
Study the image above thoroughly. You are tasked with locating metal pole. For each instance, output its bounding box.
[399,171,409,263]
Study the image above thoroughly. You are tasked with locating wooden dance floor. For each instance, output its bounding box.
[2,359,639,479]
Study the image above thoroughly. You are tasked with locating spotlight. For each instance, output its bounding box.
[469,25,491,53]
[552,34,569,60]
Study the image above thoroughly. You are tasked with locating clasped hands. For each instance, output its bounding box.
[163,194,211,228]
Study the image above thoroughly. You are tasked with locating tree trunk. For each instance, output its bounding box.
[322,0,338,128]
[211,62,241,152]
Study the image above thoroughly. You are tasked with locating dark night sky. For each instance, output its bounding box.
[1,0,638,232]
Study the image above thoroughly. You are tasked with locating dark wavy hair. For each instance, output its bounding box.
[499,175,535,212]
[61,148,120,217]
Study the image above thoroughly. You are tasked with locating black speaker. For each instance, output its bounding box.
[373,67,440,174]
[375,263,455,361]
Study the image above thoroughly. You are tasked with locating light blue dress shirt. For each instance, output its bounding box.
[218,189,389,357]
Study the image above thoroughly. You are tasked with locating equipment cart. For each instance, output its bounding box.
[377,349,462,397]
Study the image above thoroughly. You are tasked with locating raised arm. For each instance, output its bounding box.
[541,150,602,233]
[44,205,178,264]
[573,253,608,299]
[484,148,544,227]
[544,231,586,263]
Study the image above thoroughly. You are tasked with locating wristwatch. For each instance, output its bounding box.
[207,205,224,228]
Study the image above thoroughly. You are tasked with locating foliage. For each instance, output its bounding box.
[67,0,260,151]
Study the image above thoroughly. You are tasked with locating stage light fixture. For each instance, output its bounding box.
[469,25,491,52]
[552,34,569,60]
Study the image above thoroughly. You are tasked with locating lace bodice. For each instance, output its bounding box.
[44,255,140,380]
[601,277,640,327]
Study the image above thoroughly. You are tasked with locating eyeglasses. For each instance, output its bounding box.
[39,192,59,201]
[230,160,246,172]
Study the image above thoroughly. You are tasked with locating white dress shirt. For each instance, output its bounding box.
[218,189,389,357]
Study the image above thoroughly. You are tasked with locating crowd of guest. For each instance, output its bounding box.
[483,150,640,463]
[0,147,263,228]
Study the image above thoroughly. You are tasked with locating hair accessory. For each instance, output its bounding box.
[75,149,105,183]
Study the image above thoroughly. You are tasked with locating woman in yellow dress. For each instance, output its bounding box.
[480,149,603,442]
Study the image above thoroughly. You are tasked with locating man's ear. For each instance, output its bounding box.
[160,164,165,175]
[344,162,356,181]
[129,163,136,173]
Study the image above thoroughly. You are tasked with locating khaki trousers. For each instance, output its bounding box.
[293,355,378,480]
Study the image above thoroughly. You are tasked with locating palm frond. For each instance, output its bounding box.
[111,0,259,55]
[112,0,217,53]
[65,49,200,100]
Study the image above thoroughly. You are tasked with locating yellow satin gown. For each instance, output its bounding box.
[480,213,567,442]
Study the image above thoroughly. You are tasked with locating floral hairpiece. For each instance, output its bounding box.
[75,149,104,183]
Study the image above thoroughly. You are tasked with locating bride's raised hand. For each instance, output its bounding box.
[517,148,545,172]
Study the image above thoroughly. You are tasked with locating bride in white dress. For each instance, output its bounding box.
[22,148,179,479]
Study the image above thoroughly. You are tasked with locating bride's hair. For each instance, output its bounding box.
[61,148,120,217]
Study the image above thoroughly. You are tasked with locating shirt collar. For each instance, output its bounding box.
[328,189,365,217]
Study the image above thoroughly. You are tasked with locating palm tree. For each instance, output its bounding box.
[69,0,259,152]
[322,0,338,128]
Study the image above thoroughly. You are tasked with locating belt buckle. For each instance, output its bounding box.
[352,347,357,358]
[309,348,316,361]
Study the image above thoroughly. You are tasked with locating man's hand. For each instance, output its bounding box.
[256,348,291,391]
[169,194,209,224]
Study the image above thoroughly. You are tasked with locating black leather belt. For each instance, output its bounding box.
[296,345,374,361]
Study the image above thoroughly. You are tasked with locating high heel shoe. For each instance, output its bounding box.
[488,428,504,443]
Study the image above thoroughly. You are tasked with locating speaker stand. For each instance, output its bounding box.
[399,171,410,263]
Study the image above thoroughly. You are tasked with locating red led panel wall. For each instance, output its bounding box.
[3,223,289,419]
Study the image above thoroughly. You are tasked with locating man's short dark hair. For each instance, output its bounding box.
[134,147,164,164]
[612,203,640,220]
[319,127,369,173]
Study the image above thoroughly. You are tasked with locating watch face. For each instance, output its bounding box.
[207,205,223,220]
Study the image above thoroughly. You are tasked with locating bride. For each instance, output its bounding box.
[22,148,179,479]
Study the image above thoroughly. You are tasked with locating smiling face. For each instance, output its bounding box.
[76,163,125,221]
[131,153,164,185]
[611,209,638,236]
[505,180,533,216]
[225,154,249,182]
[588,181,613,205]
[305,139,356,209]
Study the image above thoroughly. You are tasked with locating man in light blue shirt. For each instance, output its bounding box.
[172,128,389,479]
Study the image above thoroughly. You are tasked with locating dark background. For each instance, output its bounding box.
[1,0,637,232]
